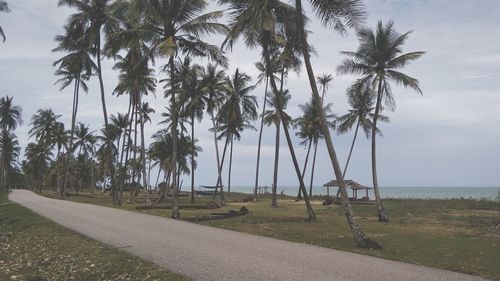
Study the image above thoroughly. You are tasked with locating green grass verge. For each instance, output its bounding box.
[0,195,189,281]
[42,190,500,280]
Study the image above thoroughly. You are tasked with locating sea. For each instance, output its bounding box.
[222,186,500,201]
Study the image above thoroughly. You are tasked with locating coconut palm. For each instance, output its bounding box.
[295,98,335,198]
[252,61,280,199]
[28,109,62,147]
[58,0,116,146]
[52,122,69,194]
[24,142,53,194]
[127,0,227,218]
[337,83,389,181]
[199,63,228,203]
[216,69,257,198]
[317,73,333,102]
[53,23,93,200]
[289,0,384,248]
[138,102,155,204]
[263,90,291,207]
[0,131,20,191]
[337,20,425,222]
[177,58,205,203]
[0,95,22,195]
[0,1,10,43]
[220,0,317,220]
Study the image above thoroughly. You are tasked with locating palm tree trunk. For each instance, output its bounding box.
[262,38,316,220]
[271,121,280,208]
[293,0,382,248]
[213,135,229,204]
[309,138,319,198]
[129,100,139,204]
[140,100,149,205]
[253,77,268,200]
[211,112,225,203]
[169,56,180,219]
[343,119,360,179]
[114,100,132,203]
[190,114,195,203]
[62,78,80,200]
[228,136,233,198]
[297,139,312,200]
[372,78,389,222]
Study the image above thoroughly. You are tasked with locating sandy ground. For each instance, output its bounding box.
[9,190,490,281]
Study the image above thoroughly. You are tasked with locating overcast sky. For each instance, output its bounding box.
[0,0,499,189]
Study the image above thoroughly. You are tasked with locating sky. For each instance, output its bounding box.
[0,0,499,189]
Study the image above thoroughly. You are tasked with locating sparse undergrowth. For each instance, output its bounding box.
[0,195,188,281]
[41,190,500,280]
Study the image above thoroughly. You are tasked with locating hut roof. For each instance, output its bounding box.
[323,180,372,190]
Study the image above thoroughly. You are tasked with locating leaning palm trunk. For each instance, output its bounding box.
[253,77,269,199]
[297,139,312,200]
[309,137,319,198]
[335,119,361,200]
[271,120,280,208]
[228,137,234,198]
[210,112,225,204]
[62,78,80,200]
[263,40,316,220]
[372,78,389,222]
[213,135,230,204]
[293,0,382,248]
[128,101,140,204]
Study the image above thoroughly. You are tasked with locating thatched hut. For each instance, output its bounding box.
[323,180,372,200]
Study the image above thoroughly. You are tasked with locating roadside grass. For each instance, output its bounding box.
[42,190,500,280]
[0,195,189,281]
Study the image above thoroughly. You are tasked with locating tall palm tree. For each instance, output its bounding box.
[129,0,227,218]
[295,98,335,198]
[74,123,95,157]
[177,58,205,203]
[220,0,317,220]
[291,0,383,248]
[0,131,20,191]
[53,23,93,200]
[138,102,155,204]
[336,83,388,181]
[199,63,228,203]
[317,73,333,102]
[338,21,424,222]
[0,1,10,43]
[252,61,280,199]
[263,90,291,207]
[0,95,22,195]
[216,69,257,198]
[58,0,116,152]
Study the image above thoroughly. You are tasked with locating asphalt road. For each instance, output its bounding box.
[8,190,489,281]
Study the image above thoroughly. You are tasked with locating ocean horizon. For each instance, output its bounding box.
[195,185,500,201]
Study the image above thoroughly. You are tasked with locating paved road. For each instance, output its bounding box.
[8,190,489,281]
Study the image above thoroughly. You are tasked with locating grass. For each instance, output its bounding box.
[0,194,189,281]
[41,190,500,280]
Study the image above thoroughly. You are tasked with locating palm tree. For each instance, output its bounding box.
[177,58,205,204]
[338,21,425,222]
[128,0,227,218]
[199,64,228,203]
[0,1,10,43]
[295,98,335,198]
[336,83,389,181]
[0,131,20,191]
[0,95,22,195]
[52,122,69,194]
[317,73,333,102]
[58,0,116,152]
[53,23,93,200]
[263,90,291,207]
[252,61,279,200]
[74,123,95,157]
[290,0,383,248]
[216,69,257,198]
[28,109,61,147]
[24,142,53,194]
[220,0,317,220]
[138,102,155,204]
